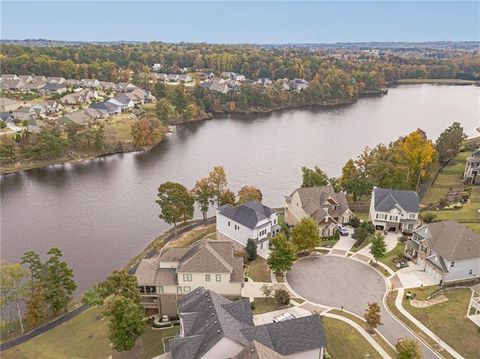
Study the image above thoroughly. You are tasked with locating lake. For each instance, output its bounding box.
[1,84,479,293]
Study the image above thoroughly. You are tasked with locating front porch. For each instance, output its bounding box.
[467,284,480,327]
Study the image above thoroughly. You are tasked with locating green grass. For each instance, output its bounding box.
[104,113,136,145]
[323,317,382,359]
[319,238,339,248]
[2,307,180,359]
[252,298,291,315]
[431,173,464,187]
[403,288,480,359]
[352,211,369,222]
[168,224,216,248]
[247,257,271,282]
[378,242,406,272]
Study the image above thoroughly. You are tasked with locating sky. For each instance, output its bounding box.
[1,1,479,43]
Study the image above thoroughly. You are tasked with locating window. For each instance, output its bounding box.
[183,274,192,281]
[469,269,473,275]
[408,224,414,230]
[158,286,164,294]
[177,287,182,294]
[228,221,230,227]
[205,274,211,282]
[409,213,416,219]
[273,219,276,224]
[183,286,191,293]
[216,274,221,282]
[376,214,379,219]
[450,261,455,268]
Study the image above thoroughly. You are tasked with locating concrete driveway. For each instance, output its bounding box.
[253,306,311,325]
[286,256,439,359]
[331,226,356,252]
[396,262,439,289]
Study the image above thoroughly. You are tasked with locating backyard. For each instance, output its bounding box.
[402,288,480,359]
[2,307,179,359]
[247,257,271,282]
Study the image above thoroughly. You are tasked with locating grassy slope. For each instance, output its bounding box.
[403,288,480,359]
[323,317,382,359]
[247,257,271,282]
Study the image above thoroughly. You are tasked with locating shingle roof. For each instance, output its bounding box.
[218,201,273,230]
[373,187,419,213]
[233,340,286,359]
[240,315,327,356]
[472,283,480,294]
[415,221,480,261]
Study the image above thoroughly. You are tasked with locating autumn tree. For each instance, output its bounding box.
[301,166,329,187]
[208,166,228,205]
[267,233,297,274]
[192,177,215,222]
[435,122,465,162]
[219,188,236,206]
[291,217,320,254]
[238,185,263,203]
[396,338,423,359]
[156,182,195,237]
[131,116,166,147]
[24,283,47,325]
[0,261,29,334]
[364,302,382,332]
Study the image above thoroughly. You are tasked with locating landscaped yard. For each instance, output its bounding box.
[252,298,291,315]
[323,317,382,359]
[378,242,406,272]
[403,288,480,359]
[247,257,271,282]
[2,307,179,359]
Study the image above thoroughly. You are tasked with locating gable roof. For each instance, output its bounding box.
[170,287,254,359]
[218,200,273,230]
[233,340,285,359]
[415,220,480,261]
[373,187,419,213]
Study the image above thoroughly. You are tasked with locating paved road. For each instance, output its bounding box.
[286,256,439,359]
[0,305,89,352]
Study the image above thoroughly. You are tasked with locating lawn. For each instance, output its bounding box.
[167,224,216,248]
[247,257,271,282]
[104,113,136,145]
[403,288,480,359]
[2,307,180,359]
[252,298,291,315]
[378,242,406,272]
[323,317,382,359]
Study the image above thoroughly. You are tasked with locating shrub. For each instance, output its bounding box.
[245,238,258,261]
[421,212,438,223]
[349,216,361,228]
[274,288,290,305]
[250,301,256,310]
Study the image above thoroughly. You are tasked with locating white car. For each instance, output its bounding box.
[272,312,296,323]
[337,225,349,236]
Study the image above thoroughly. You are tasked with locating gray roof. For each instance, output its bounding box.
[373,187,419,213]
[42,83,66,91]
[218,200,274,230]
[472,283,480,294]
[240,315,327,356]
[112,93,133,105]
[471,150,480,157]
[414,221,480,261]
[169,287,254,359]
[233,340,285,359]
[425,255,448,273]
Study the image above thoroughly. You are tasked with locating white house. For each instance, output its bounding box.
[216,201,280,251]
[369,187,419,233]
[464,150,480,185]
[405,221,480,283]
[151,63,162,72]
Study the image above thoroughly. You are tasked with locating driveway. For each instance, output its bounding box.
[253,306,311,325]
[286,256,439,359]
[331,226,356,252]
[396,262,439,289]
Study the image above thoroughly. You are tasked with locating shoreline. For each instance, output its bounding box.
[0,99,357,175]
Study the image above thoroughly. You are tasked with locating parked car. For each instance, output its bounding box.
[337,225,349,236]
[273,312,296,323]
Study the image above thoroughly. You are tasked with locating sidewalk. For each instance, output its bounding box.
[394,288,464,359]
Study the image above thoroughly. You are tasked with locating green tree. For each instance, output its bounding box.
[301,166,329,187]
[208,166,228,205]
[291,217,320,253]
[238,185,263,204]
[43,248,77,314]
[369,233,387,263]
[396,338,423,359]
[156,182,195,237]
[435,122,465,162]
[363,302,382,332]
[153,82,167,99]
[267,233,297,274]
[155,99,176,125]
[0,261,30,334]
[103,295,144,352]
[192,177,214,222]
[245,238,258,261]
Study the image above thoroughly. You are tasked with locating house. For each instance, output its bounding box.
[216,201,280,251]
[1,79,26,91]
[369,187,419,233]
[134,241,244,317]
[39,83,67,95]
[117,82,138,93]
[83,107,105,120]
[0,97,22,112]
[24,81,47,92]
[464,150,480,185]
[89,101,121,116]
[81,79,100,88]
[405,221,480,283]
[155,73,169,82]
[46,76,66,84]
[12,106,36,122]
[60,90,95,105]
[222,72,246,82]
[289,79,309,92]
[18,75,33,83]
[168,74,180,82]
[178,74,193,83]
[167,287,327,359]
[0,74,18,81]
[256,78,272,86]
[60,110,92,126]
[65,79,81,87]
[0,112,15,125]
[108,93,135,111]
[38,100,63,113]
[31,75,46,83]
[285,185,353,237]
[127,87,151,103]
[203,78,229,94]
[151,63,162,72]
[99,81,118,92]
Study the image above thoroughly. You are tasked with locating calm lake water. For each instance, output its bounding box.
[1,85,479,293]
